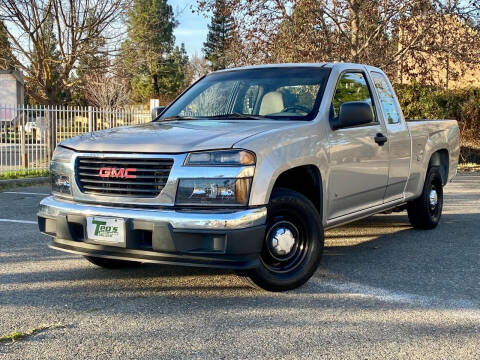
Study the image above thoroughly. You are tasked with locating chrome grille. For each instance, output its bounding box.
[76,157,173,197]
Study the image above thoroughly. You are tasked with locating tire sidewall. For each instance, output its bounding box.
[408,166,444,229]
[249,188,324,291]
[425,167,443,224]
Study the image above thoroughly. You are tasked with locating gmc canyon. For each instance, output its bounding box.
[38,63,459,291]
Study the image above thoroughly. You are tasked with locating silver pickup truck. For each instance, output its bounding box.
[38,63,459,291]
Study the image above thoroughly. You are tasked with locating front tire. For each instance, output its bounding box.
[407,166,443,229]
[84,256,141,269]
[242,188,324,292]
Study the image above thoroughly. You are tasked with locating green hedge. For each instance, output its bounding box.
[394,83,480,163]
[394,83,480,127]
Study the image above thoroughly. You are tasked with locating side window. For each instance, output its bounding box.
[331,72,376,123]
[371,72,401,124]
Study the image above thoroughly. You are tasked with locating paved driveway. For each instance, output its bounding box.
[0,176,479,359]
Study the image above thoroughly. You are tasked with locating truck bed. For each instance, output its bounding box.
[407,119,460,190]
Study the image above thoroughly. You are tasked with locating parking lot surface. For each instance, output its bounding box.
[0,176,479,359]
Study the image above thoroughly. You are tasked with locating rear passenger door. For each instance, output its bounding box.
[370,71,411,202]
[327,71,390,219]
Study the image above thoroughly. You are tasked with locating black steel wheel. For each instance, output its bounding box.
[242,188,324,291]
[407,166,444,229]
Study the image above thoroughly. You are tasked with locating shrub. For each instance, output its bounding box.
[394,83,480,163]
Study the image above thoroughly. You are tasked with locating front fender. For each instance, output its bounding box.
[238,121,329,223]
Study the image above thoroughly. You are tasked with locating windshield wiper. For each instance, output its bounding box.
[158,115,201,122]
[204,113,266,120]
[158,113,266,122]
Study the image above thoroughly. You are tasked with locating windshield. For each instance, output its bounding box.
[159,67,329,121]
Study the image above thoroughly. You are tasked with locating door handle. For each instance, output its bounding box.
[374,133,388,146]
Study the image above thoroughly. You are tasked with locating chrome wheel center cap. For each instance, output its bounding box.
[270,227,296,256]
[429,189,438,208]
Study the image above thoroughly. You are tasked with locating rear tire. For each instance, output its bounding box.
[84,256,141,269]
[407,166,443,229]
[241,188,324,292]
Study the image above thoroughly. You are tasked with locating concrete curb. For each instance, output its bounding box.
[457,171,480,176]
[0,176,50,191]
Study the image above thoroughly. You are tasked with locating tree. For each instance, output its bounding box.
[26,13,66,104]
[158,44,189,95]
[197,0,480,84]
[0,0,128,104]
[397,12,480,86]
[84,73,131,108]
[184,53,210,86]
[0,20,16,70]
[121,0,188,103]
[72,16,111,105]
[71,51,110,105]
[203,0,235,70]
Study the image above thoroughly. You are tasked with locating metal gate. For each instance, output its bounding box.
[0,105,150,176]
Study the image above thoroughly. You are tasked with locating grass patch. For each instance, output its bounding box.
[0,169,49,180]
[0,323,64,344]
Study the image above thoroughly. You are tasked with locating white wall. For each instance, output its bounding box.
[0,73,20,122]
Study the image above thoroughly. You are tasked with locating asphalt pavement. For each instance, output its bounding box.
[0,176,479,359]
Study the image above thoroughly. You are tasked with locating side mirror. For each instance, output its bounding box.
[151,106,166,120]
[331,101,373,130]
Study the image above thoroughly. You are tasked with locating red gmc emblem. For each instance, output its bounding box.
[99,167,136,179]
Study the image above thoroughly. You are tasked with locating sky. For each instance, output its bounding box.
[173,0,209,56]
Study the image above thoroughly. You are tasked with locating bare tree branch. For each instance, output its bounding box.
[84,72,131,107]
[0,0,130,104]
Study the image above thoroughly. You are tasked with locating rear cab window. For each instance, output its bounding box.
[370,72,402,125]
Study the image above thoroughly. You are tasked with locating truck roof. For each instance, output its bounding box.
[212,62,385,74]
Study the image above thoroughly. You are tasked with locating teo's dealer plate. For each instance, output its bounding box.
[86,216,126,246]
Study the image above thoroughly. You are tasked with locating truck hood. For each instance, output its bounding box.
[60,119,297,153]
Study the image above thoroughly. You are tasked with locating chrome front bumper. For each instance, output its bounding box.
[38,197,268,269]
[38,196,267,230]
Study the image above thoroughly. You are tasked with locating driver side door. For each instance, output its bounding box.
[327,71,390,220]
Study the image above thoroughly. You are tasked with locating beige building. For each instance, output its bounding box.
[397,15,480,89]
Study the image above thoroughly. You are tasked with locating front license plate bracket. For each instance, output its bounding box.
[86,216,126,247]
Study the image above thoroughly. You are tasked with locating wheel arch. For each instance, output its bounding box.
[268,164,323,217]
[429,149,449,186]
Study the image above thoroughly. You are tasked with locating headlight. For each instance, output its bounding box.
[185,150,255,166]
[50,146,74,196]
[176,178,252,206]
